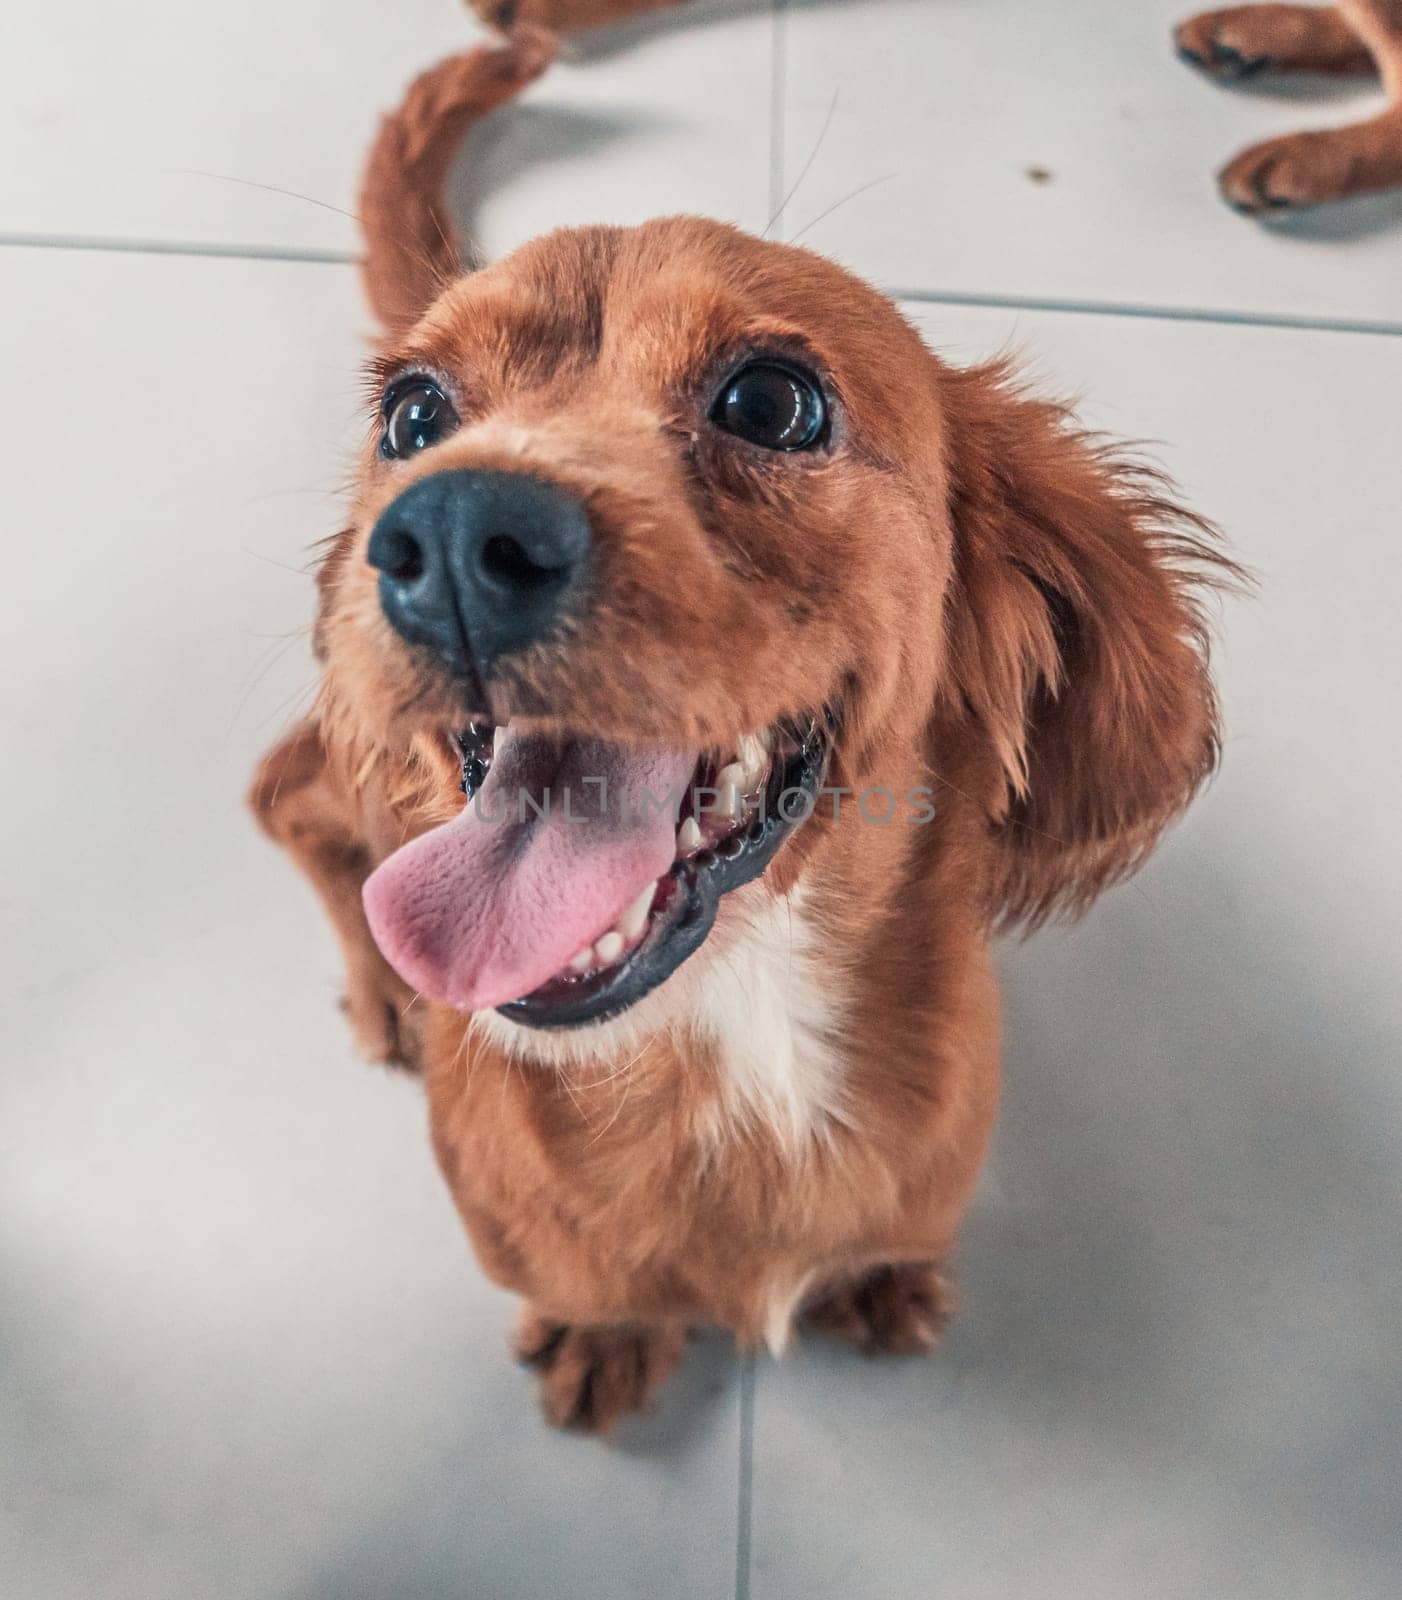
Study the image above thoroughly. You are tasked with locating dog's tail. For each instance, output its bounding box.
[358,27,557,335]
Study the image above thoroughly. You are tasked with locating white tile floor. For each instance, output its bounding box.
[3,4,1400,1598]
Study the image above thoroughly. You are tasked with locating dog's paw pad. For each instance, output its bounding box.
[514,1313,684,1433]
[802,1263,953,1356]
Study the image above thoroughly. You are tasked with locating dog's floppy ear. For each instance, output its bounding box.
[936,360,1238,926]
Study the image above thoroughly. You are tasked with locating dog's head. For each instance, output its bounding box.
[316,218,1228,1036]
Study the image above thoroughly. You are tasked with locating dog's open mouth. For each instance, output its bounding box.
[362,715,830,1030]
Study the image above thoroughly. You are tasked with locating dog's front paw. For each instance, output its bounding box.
[802,1263,953,1356]
[514,1311,685,1433]
[340,952,420,1070]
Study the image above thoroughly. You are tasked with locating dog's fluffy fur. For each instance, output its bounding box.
[467,0,1402,213]
[251,32,1237,1432]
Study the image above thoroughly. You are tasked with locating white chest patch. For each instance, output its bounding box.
[473,885,853,1151]
[691,889,852,1151]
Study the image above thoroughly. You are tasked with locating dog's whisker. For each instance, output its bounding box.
[242,488,347,509]
[240,545,322,577]
[764,87,841,240]
[584,1056,638,1148]
[251,692,323,765]
[555,1065,593,1123]
[226,629,315,741]
[576,1039,651,1097]
[788,172,899,245]
[166,168,362,224]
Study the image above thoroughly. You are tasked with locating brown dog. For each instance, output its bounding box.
[469,0,1402,213]
[251,32,1234,1431]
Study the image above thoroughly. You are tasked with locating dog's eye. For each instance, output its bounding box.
[711,361,827,452]
[381,379,458,459]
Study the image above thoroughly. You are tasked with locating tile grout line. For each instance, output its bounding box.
[735,1351,757,1600]
[0,231,355,266]
[768,0,788,234]
[4,230,1400,340]
[888,284,1402,339]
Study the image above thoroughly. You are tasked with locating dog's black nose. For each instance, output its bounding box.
[367,469,591,680]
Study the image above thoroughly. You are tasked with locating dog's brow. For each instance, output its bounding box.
[364,350,425,400]
[497,296,606,383]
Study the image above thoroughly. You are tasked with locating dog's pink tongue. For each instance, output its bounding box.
[363,733,694,1012]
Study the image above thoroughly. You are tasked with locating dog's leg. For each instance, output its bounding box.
[1346,0,1402,79]
[514,1310,686,1433]
[1180,2,1402,210]
[249,721,419,1068]
[801,1262,954,1356]
[1176,5,1374,77]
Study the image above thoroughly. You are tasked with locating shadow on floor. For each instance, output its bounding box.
[769,824,1402,1581]
[289,1331,739,1600]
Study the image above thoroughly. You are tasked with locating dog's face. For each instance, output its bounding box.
[317,217,1225,1036]
[328,220,952,753]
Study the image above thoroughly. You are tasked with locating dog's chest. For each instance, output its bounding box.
[690,893,851,1152]
[451,892,855,1329]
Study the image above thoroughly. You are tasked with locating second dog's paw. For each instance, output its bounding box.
[802,1263,953,1356]
[1176,7,1372,80]
[515,1312,685,1433]
[1218,128,1354,211]
[467,0,680,38]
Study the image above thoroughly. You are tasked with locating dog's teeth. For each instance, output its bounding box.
[595,931,625,966]
[619,882,654,942]
[677,816,703,855]
[716,761,746,792]
[718,778,744,822]
[568,948,594,975]
[737,734,767,783]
